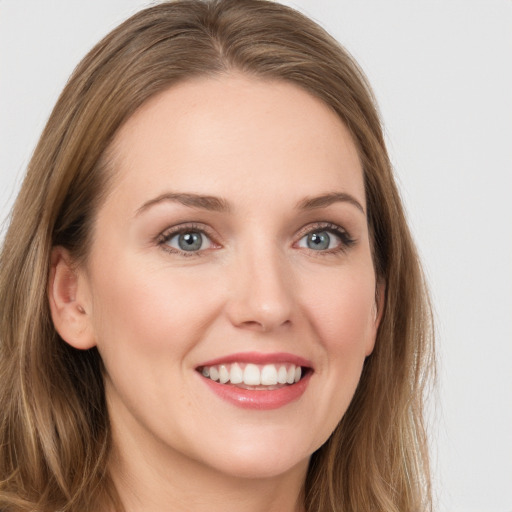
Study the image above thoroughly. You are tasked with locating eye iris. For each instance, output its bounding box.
[307,231,330,250]
[178,232,202,251]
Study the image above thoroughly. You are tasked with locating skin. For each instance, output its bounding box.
[50,74,382,512]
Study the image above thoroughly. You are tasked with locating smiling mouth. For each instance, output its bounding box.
[197,362,309,389]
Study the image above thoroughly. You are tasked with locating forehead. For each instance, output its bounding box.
[106,73,365,210]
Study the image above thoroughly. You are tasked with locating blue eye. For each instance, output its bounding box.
[297,223,355,253]
[299,230,338,250]
[307,231,331,250]
[165,230,212,252]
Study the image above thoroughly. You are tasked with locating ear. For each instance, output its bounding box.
[48,247,96,350]
[365,280,386,356]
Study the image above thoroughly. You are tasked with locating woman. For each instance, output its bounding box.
[0,1,435,511]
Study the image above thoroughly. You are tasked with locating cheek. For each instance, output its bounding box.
[309,268,375,341]
[301,261,377,380]
[86,257,224,430]
[291,264,377,452]
[87,255,221,364]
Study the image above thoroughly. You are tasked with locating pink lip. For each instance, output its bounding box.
[196,352,313,410]
[197,351,313,368]
[200,372,312,410]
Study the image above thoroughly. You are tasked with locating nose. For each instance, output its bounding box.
[225,244,296,333]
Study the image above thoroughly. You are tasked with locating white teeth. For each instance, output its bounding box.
[243,364,261,385]
[201,362,305,386]
[229,362,243,384]
[261,364,278,385]
[277,365,288,384]
[219,365,230,384]
[209,366,219,382]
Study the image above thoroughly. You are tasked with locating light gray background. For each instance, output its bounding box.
[1,1,511,511]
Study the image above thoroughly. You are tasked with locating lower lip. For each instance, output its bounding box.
[200,372,311,410]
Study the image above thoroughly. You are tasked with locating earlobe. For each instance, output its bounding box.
[48,247,96,350]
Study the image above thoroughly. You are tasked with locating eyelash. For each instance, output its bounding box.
[295,222,356,255]
[156,222,356,257]
[157,223,217,257]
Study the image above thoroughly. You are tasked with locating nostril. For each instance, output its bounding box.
[241,320,265,329]
[238,318,292,333]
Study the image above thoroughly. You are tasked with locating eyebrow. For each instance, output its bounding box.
[296,192,365,214]
[136,192,231,216]
[135,190,365,216]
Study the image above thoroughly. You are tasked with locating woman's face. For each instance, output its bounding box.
[76,75,380,481]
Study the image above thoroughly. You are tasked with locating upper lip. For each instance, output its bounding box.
[196,351,314,369]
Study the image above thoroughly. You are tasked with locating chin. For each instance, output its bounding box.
[211,452,310,481]
[194,426,317,481]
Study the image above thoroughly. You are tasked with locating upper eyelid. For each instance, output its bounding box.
[295,221,351,238]
[158,220,349,236]
[158,222,216,240]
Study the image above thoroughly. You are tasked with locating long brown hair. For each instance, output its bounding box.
[0,1,435,510]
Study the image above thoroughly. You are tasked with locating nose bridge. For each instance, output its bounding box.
[226,233,295,331]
